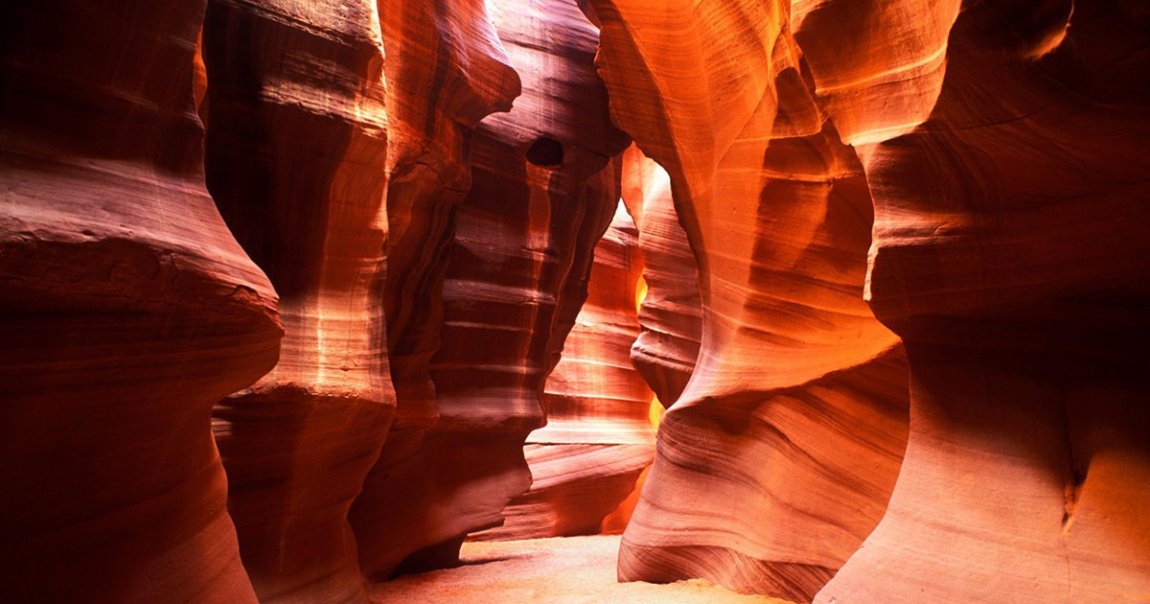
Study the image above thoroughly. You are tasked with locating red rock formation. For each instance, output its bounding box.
[199,1,394,601]
[0,2,281,602]
[623,146,703,407]
[811,2,1150,602]
[8,2,1146,602]
[588,1,909,599]
[352,0,629,577]
[474,202,656,541]
[347,0,522,579]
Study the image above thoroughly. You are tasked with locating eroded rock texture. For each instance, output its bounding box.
[475,202,656,541]
[200,1,394,602]
[812,2,1150,602]
[0,2,280,602]
[623,146,703,407]
[352,0,629,577]
[589,1,910,600]
[348,0,521,580]
[7,1,1148,602]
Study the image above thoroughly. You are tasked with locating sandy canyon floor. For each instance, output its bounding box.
[369,535,795,603]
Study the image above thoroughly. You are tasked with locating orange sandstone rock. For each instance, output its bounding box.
[0,2,281,602]
[200,1,394,601]
[813,2,1150,602]
[474,202,656,541]
[589,1,909,599]
[623,146,703,407]
[352,0,628,577]
[348,0,522,580]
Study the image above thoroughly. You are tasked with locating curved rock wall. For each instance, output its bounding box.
[475,202,656,541]
[0,2,281,602]
[623,146,703,407]
[200,1,394,601]
[588,1,910,600]
[813,2,1150,602]
[352,0,629,577]
[5,2,1148,603]
[348,0,522,580]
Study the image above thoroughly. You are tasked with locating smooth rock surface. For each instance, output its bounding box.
[5,2,1147,602]
[623,146,702,407]
[0,2,281,601]
[589,1,910,599]
[201,1,395,601]
[813,2,1150,602]
[475,203,656,541]
[349,0,522,581]
[352,0,629,577]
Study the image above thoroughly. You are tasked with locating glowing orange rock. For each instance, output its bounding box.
[588,1,909,599]
[200,1,394,601]
[812,2,1150,602]
[475,202,656,541]
[351,0,628,576]
[623,146,702,407]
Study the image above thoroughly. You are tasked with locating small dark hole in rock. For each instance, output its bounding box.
[526,137,564,166]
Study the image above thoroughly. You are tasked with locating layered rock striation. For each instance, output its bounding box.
[201,1,394,601]
[348,0,522,580]
[5,2,1148,603]
[623,146,703,407]
[589,1,910,600]
[0,2,281,602]
[813,2,1150,602]
[352,0,629,577]
[475,202,656,541]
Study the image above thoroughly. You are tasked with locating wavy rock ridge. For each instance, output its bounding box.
[200,1,395,601]
[588,1,911,600]
[1,2,281,602]
[624,146,703,408]
[352,0,629,577]
[348,0,522,581]
[814,2,1150,602]
[475,202,656,541]
[590,1,1150,603]
[3,1,1148,603]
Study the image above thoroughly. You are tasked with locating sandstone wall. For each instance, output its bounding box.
[1,2,281,601]
[201,1,394,601]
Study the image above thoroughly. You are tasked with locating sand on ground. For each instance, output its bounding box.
[368,535,797,604]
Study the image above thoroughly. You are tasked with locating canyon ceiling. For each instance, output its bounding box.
[1,0,1147,603]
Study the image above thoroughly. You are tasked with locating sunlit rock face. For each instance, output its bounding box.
[351,0,629,577]
[5,1,1148,602]
[200,1,394,602]
[813,2,1150,603]
[623,146,703,407]
[588,0,910,600]
[347,0,521,581]
[0,2,281,602]
[474,202,656,541]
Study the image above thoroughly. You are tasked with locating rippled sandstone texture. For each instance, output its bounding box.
[589,0,910,600]
[352,0,629,577]
[622,146,702,407]
[475,203,656,541]
[6,1,1148,602]
[201,1,394,602]
[347,0,521,580]
[812,2,1150,603]
[0,2,281,602]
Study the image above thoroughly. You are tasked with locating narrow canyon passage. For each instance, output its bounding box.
[2,0,1148,603]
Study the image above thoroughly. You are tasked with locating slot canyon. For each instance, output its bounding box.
[1,0,1147,603]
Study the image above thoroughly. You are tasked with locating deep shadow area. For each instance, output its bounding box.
[526,137,565,166]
